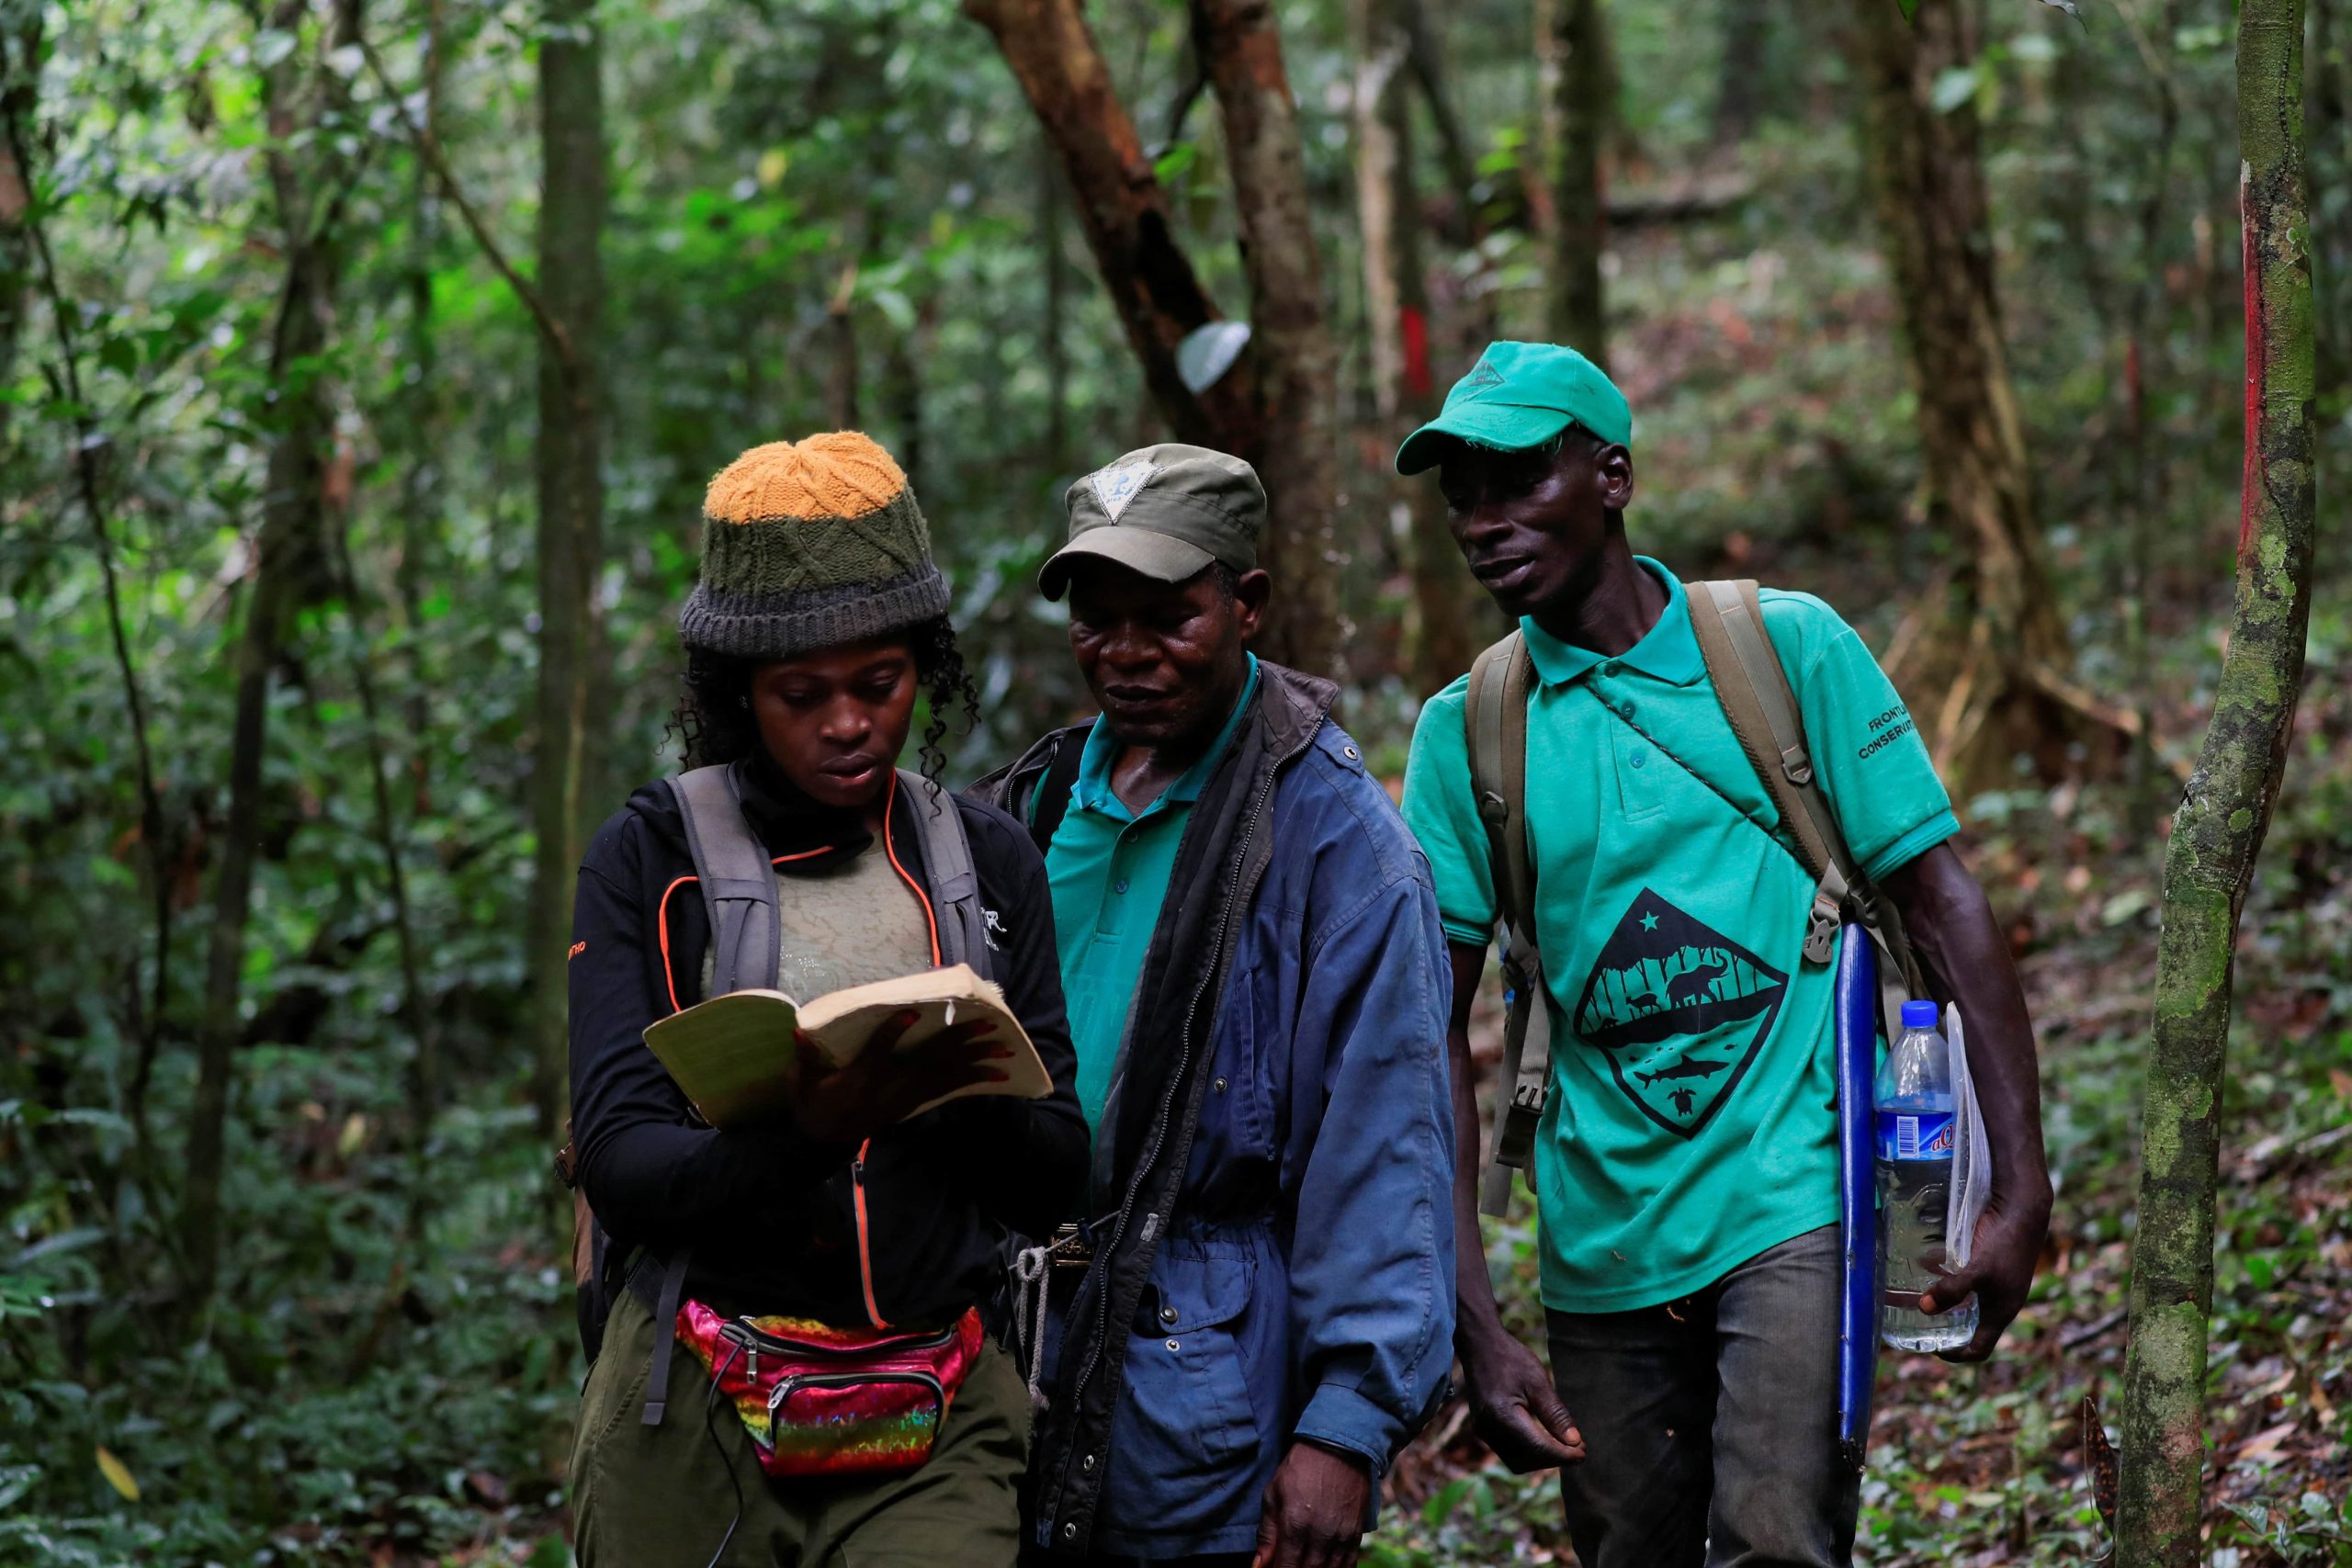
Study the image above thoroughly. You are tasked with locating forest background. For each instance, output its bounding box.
[1,0,2346,1562]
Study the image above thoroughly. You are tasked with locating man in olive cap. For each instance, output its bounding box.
[978,444,1457,1566]
[1396,344,2052,1566]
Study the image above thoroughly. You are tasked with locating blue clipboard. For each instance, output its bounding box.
[1834,924,1882,1472]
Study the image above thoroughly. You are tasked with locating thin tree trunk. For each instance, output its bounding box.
[184,0,358,1319]
[1538,0,1608,360]
[1038,132,1069,468]
[1193,0,1343,677]
[527,0,606,1138]
[1394,0,1480,244]
[2118,2,2315,1559]
[1847,0,2086,785]
[1713,0,1774,144]
[1355,0,1480,689]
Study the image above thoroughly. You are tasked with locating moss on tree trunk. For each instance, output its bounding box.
[2118,0,2315,1559]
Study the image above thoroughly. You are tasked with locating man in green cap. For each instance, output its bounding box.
[978,443,1458,1565]
[1395,344,2052,1566]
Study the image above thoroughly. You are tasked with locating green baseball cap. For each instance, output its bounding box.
[1394,341,1632,475]
[1038,443,1264,601]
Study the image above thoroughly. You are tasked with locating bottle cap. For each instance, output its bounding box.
[1902,999,1939,1030]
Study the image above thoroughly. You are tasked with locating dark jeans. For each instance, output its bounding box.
[1545,1224,1860,1568]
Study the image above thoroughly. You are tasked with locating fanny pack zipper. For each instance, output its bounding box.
[766,1368,945,1415]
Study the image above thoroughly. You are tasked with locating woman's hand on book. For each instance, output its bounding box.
[788,1010,1013,1144]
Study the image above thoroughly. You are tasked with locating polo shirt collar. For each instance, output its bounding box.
[1072,653,1261,820]
[1520,557,1706,688]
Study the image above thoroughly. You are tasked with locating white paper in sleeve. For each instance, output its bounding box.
[1945,1002,1994,1267]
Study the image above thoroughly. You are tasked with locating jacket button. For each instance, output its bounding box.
[1081,1453,1095,1472]
[1342,744,1360,762]
[1166,1337,1182,1352]
[1213,1077,1228,1093]
[1063,1523,1079,1540]
[1160,1304,1179,1324]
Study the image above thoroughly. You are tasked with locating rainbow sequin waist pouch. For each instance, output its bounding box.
[673,1300,985,1479]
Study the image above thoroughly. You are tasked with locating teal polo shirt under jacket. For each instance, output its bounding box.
[1046,655,1261,1135]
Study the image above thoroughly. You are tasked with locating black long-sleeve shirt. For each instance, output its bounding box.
[567,753,1086,1325]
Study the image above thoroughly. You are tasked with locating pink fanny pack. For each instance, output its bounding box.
[673,1301,985,1479]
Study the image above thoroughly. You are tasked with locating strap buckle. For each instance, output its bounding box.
[1803,893,1840,964]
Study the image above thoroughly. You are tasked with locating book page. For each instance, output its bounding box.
[640,989,802,1127]
[797,964,1051,1115]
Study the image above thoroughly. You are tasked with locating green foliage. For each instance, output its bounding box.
[0,0,2345,1560]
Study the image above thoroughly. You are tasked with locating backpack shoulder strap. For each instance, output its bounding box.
[1463,629,1550,1218]
[1465,630,1539,951]
[1023,728,1087,856]
[900,770,995,983]
[667,764,782,998]
[1684,581,1920,988]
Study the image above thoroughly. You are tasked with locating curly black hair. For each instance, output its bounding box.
[666,615,982,781]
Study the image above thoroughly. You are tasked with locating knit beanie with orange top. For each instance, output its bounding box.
[678,432,950,659]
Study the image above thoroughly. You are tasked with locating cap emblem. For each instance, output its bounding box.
[1089,459,1159,521]
[1461,355,1506,391]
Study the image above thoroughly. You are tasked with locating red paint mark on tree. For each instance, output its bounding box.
[1401,305,1432,398]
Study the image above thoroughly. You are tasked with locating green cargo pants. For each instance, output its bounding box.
[571,1286,1031,1567]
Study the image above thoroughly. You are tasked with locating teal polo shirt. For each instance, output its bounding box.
[1401,561,1958,1313]
[1046,656,1261,1134]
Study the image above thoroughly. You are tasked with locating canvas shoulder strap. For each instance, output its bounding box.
[1464,631,1549,1218]
[669,764,784,998]
[900,770,996,984]
[1683,580,1923,993]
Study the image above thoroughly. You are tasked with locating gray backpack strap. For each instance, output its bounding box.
[899,770,995,983]
[1464,630,1549,1219]
[667,764,782,998]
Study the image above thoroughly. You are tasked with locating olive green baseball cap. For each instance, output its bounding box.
[1038,443,1264,601]
[1394,341,1632,475]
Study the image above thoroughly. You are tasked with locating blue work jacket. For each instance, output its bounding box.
[980,662,1458,1559]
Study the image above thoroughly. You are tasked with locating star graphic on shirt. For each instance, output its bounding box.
[1641,912,1659,931]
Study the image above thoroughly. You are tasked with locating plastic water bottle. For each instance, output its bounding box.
[1876,1000,1977,1352]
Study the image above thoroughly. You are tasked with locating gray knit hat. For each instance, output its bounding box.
[677,432,950,659]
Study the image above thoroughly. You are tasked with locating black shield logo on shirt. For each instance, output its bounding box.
[1570,887,1788,1138]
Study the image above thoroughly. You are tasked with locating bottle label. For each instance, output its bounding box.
[1876,1111,1954,1160]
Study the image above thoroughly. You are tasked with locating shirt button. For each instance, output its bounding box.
[1631,750,1647,770]
[1601,660,1623,678]
[1620,699,1637,718]
[1114,879,1129,894]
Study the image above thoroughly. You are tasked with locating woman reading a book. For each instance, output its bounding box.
[564,434,1086,1566]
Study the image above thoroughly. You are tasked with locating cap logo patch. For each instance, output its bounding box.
[1462,356,1506,391]
[1089,460,1159,522]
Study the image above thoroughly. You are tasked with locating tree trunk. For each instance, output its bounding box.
[2118,2,2315,1559]
[1038,131,1069,468]
[969,0,1342,677]
[527,0,606,1138]
[1847,0,2086,785]
[963,0,1255,454]
[1538,0,1608,360]
[1193,0,1342,678]
[1354,0,1481,690]
[185,0,358,1316]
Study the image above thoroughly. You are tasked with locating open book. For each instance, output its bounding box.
[1945,1002,1992,1269]
[641,963,1052,1130]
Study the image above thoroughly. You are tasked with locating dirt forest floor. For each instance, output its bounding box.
[1365,715,2352,1567]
